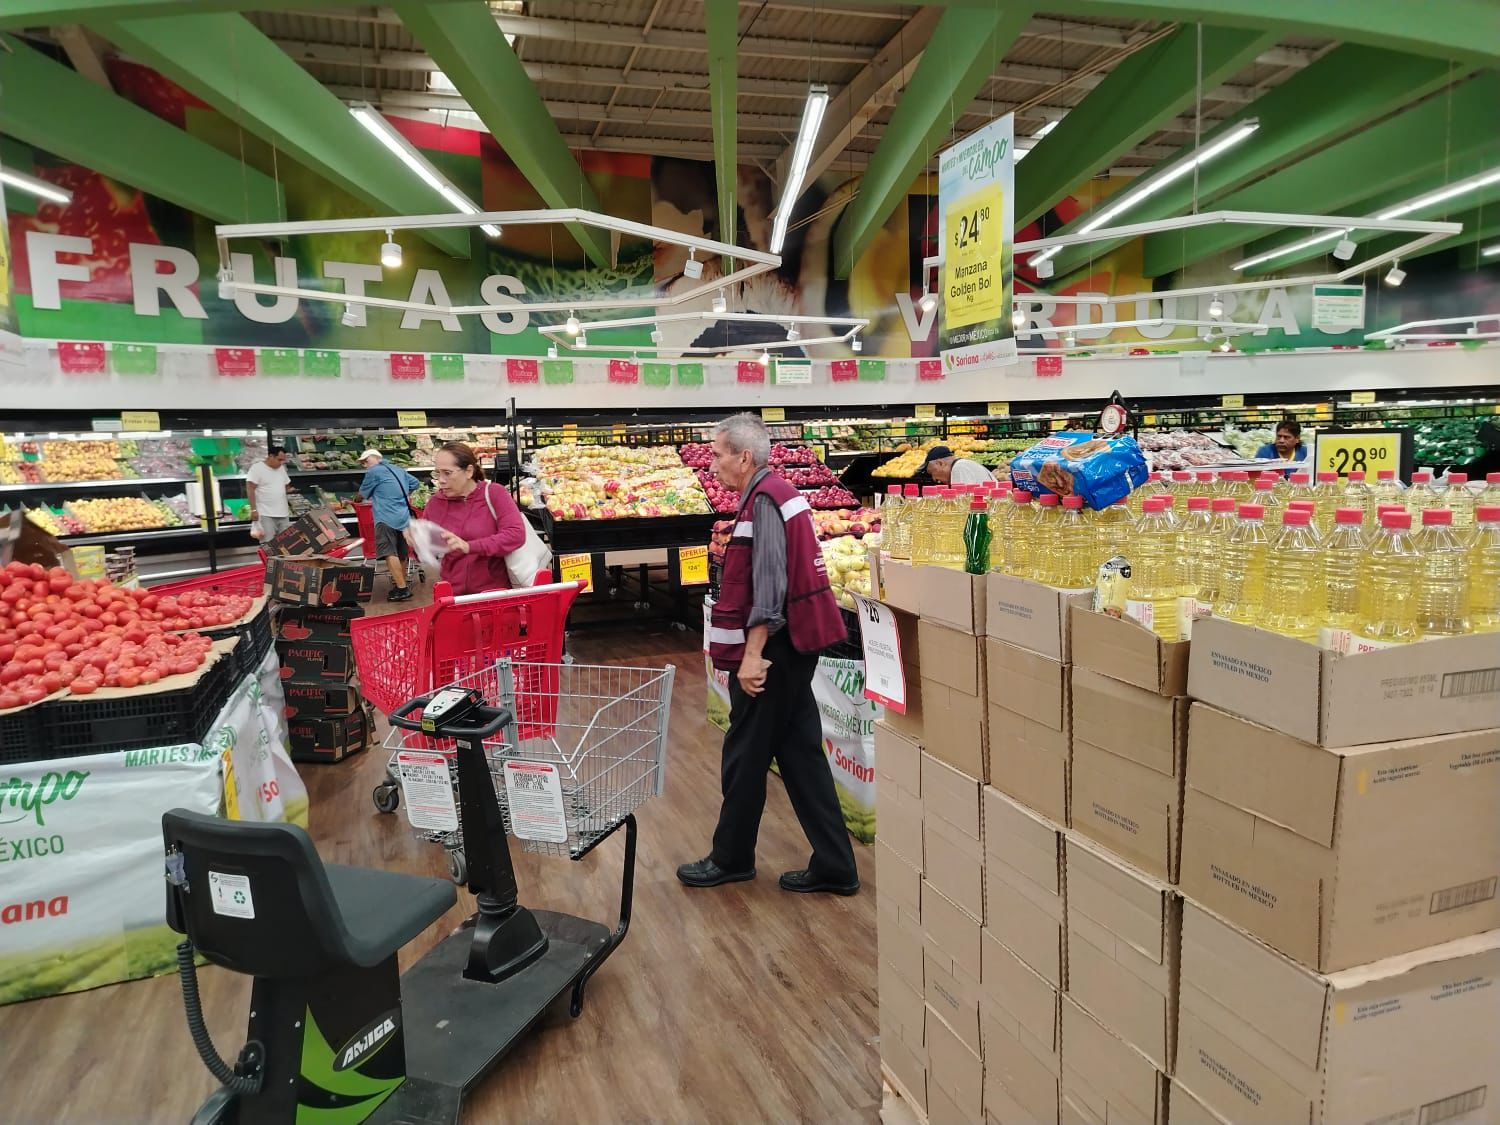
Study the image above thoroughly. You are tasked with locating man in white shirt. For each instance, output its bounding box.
[246,446,294,540]
[922,445,994,486]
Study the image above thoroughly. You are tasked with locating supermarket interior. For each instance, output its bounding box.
[1,2,1499,1124]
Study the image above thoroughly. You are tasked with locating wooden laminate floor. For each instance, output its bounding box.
[0,580,881,1124]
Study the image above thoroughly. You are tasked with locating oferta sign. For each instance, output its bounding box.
[938,114,1017,373]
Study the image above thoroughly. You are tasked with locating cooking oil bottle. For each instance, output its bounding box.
[931,488,967,569]
[1126,497,1181,640]
[1170,471,1194,497]
[1309,471,1342,536]
[1413,508,1470,637]
[1216,503,1270,625]
[1259,508,1323,642]
[1286,499,1318,533]
[1320,508,1367,651]
[1221,470,1253,503]
[1094,499,1135,571]
[1055,495,1096,588]
[888,483,920,558]
[1176,496,1214,638]
[1032,494,1063,584]
[909,485,942,565]
[1352,509,1422,650]
[1442,472,1476,530]
[1341,470,1374,522]
[988,485,1011,570]
[1286,471,1314,508]
[1004,490,1039,579]
[1195,471,1217,497]
[1480,473,1500,509]
[882,486,907,558]
[1371,469,1405,509]
[1267,470,1293,501]
[1252,477,1284,525]
[1406,471,1444,520]
[1470,505,1500,633]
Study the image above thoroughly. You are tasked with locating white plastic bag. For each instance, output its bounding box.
[406,518,452,571]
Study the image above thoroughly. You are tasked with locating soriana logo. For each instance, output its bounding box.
[0,770,89,827]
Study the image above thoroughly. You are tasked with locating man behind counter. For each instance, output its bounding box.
[922,445,995,486]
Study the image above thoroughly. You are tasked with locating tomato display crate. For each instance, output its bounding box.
[34,650,237,759]
[203,602,273,679]
[0,706,45,766]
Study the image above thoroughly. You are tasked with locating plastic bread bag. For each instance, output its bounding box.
[405,518,453,571]
[1008,432,1150,510]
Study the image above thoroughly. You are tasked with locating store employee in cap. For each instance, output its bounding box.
[923,445,994,486]
[358,449,422,602]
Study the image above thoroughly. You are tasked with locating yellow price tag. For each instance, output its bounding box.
[562,423,578,445]
[679,545,709,586]
[1221,394,1245,409]
[559,552,593,591]
[121,410,160,431]
[222,748,240,820]
[612,423,627,441]
[1350,391,1377,404]
[915,404,937,420]
[762,406,786,422]
[1143,414,1158,425]
[1050,418,1067,431]
[1315,431,1402,477]
[987,401,1009,417]
[943,183,1004,329]
[396,410,428,428]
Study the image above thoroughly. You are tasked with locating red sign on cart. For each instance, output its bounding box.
[608,359,640,384]
[506,357,539,383]
[830,359,857,382]
[389,353,426,380]
[1035,354,1063,377]
[737,360,765,384]
[59,341,106,373]
[917,358,943,381]
[215,347,257,376]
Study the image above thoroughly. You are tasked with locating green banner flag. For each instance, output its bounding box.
[261,347,300,376]
[111,343,157,375]
[676,362,704,386]
[642,362,672,387]
[542,358,574,385]
[431,353,465,380]
[858,359,887,382]
[303,349,341,377]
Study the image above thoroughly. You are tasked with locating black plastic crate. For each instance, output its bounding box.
[203,603,273,680]
[0,705,47,765]
[35,651,237,760]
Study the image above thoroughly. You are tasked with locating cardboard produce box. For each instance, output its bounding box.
[288,708,367,763]
[879,957,927,1114]
[926,1004,984,1124]
[985,639,1070,825]
[884,608,924,743]
[1069,668,1187,882]
[918,565,988,634]
[878,557,922,615]
[917,620,987,779]
[272,605,361,643]
[921,752,984,921]
[1061,997,1167,1125]
[1070,606,1190,696]
[1168,1079,1230,1125]
[283,680,360,719]
[1187,616,1499,746]
[984,787,1066,988]
[877,840,923,993]
[923,880,984,1054]
[274,638,354,681]
[271,556,373,608]
[265,521,318,558]
[982,933,1062,1125]
[1065,834,1180,1074]
[875,723,924,870]
[1175,900,1500,1125]
[986,573,1092,662]
[1180,702,1500,972]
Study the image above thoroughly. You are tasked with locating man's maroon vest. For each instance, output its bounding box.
[708,471,846,671]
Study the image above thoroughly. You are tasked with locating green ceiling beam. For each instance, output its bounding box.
[1041,0,1500,67]
[1241,158,1500,277]
[1016,25,1277,227]
[833,3,1033,276]
[1044,45,1466,277]
[0,34,283,222]
[1143,75,1500,278]
[98,13,470,257]
[395,1,609,267]
[704,0,738,252]
[0,1,466,31]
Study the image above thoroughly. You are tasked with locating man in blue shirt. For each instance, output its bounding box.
[358,449,422,602]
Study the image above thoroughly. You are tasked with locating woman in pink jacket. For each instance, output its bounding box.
[420,441,527,595]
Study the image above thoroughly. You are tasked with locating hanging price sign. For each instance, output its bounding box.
[396,410,428,429]
[1313,429,1408,478]
[987,402,1009,417]
[1349,390,1377,404]
[558,553,593,591]
[762,406,786,422]
[914,404,937,420]
[121,410,161,432]
[678,545,709,586]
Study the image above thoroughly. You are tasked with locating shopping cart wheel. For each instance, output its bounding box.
[372,783,401,814]
[446,848,467,885]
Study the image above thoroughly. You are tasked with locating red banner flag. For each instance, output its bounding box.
[215,347,257,376]
[737,360,766,383]
[390,353,427,380]
[608,359,640,384]
[506,358,539,383]
[58,341,106,373]
[917,358,943,381]
[830,359,857,382]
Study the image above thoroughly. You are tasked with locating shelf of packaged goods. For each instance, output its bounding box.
[0,476,198,494]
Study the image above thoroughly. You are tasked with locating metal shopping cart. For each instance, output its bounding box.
[353,500,426,588]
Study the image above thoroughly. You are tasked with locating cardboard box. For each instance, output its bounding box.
[924,945,983,1057]
[1061,997,1167,1125]
[1070,606,1190,696]
[1180,703,1500,971]
[880,558,923,615]
[985,639,1068,729]
[288,709,367,763]
[271,556,373,608]
[1186,615,1500,746]
[283,680,361,718]
[988,702,1070,826]
[922,753,984,921]
[986,573,1092,662]
[1167,1079,1230,1125]
[982,937,1062,1125]
[880,953,927,1056]
[984,787,1065,988]
[880,1030,927,1119]
[927,1005,984,1122]
[1065,834,1179,1074]
[1175,900,1500,1125]
[876,723,924,870]
[919,566,988,634]
[880,890,925,995]
[917,622,987,778]
[272,605,361,644]
[884,609,925,743]
[300,506,350,550]
[275,638,354,681]
[923,879,983,981]
[877,838,922,916]
[1070,669,1187,881]
[265,521,318,558]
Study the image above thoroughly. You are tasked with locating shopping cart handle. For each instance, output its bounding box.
[388,693,514,740]
[387,694,436,731]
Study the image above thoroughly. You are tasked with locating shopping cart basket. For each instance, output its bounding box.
[147,561,266,598]
[385,658,673,883]
[353,500,426,587]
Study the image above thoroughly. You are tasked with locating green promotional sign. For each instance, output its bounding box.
[858,359,887,382]
[303,349,341,377]
[261,348,300,376]
[642,362,672,387]
[111,343,157,375]
[431,353,465,381]
[542,359,574,385]
[676,362,704,386]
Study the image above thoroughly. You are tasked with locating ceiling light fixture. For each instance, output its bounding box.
[1208,294,1224,319]
[565,312,580,336]
[379,229,402,269]
[1033,255,1054,279]
[683,248,703,279]
[650,326,663,344]
[1332,232,1357,260]
[351,102,500,237]
[758,349,771,367]
[1384,261,1406,287]
[1064,331,1077,349]
[712,289,728,314]
[918,290,938,313]
[1030,118,1260,272]
[576,331,587,347]
[0,166,72,205]
[1481,243,1500,258]
[1012,309,1027,331]
[216,265,236,301]
[851,335,862,353]
[547,344,558,358]
[1217,337,1232,352]
[770,83,830,255]
[1032,120,1059,141]
[341,302,359,327]
[785,324,800,342]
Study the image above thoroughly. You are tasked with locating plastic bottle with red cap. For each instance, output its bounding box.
[1371,468,1406,509]
[1124,497,1182,640]
[962,492,992,576]
[1414,508,1470,636]
[1320,508,1368,651]
[1216,502,1270,624]
[1405,470,1444,521]
[1480,473,1500,510]
[1340,470,1374,523]
[1260,507,1323,641]
[1353,508,1422,650]
[1032,493,1063,584]
[1309,471,1342,536]
[1442,472,1475,530]
[1054,495,1095,588]
[1176,496,1215,637]
[1004,490,1039,579]
[1470,506,1500,633]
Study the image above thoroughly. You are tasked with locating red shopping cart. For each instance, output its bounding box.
[148,561,267,598]
[352,500,425,587]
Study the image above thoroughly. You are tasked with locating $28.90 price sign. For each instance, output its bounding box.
[1313,430,1405,477]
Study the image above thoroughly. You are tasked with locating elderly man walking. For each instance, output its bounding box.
[679,413,860,895]
[358,449,422,602]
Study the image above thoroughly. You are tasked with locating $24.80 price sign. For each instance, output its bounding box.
[1314,430,1404,477]
[944,186,1003,329]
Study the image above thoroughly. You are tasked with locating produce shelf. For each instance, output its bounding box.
[0,476,196,493]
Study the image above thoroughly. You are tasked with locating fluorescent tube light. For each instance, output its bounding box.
[770,84,829,254]
[350,102,500,237]
[0,167,71,205]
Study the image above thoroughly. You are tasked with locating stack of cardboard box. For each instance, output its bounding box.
[874,560,1499,1125]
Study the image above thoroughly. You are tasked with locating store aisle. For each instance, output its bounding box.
[0,591,880,1123]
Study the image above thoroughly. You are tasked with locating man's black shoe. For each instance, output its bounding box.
[676,857,755,888]
[388,586,413,602]
[779,869,860,896]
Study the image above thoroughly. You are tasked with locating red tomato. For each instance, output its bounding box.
[0,691,20,709]
[172,659,198,675]
[118,669,141,689]
[19,685,45,704]
[69,678,97,695]
[140,667,161,685]
[40,672,63,693]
